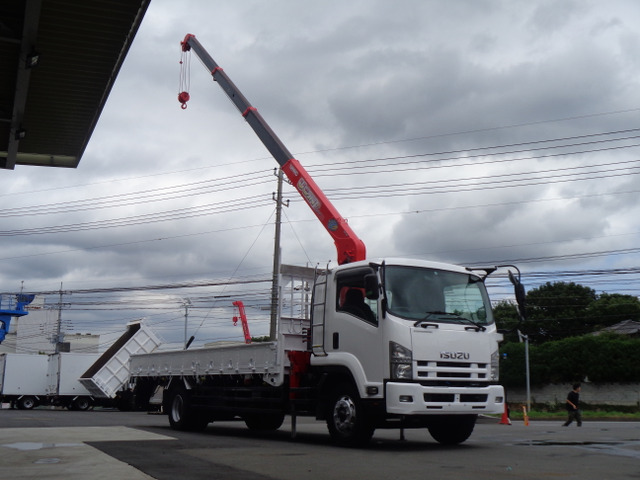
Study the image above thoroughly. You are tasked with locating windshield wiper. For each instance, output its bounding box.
[419,311,486,331]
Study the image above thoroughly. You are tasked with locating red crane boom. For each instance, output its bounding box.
[179,34,366,265]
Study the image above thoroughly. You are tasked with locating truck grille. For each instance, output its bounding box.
[416,359,488,385]
[424,393,488,403]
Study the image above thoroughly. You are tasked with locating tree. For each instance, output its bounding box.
[585,293,640,329]
[493,300,520,343]
[500,334,640,387]
[493,280,640,344]
[520,281,596,343]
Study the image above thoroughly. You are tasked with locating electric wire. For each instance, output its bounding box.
[4,121,640,341]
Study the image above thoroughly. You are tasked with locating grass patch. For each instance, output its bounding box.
[501,404,640,421]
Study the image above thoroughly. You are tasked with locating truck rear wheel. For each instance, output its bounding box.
[326,383,374,447]
[428,415,477,445]
[17,396,36,410]
[71,397,92,411]
[167,385,208,431]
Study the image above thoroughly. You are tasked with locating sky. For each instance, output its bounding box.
[2,0,640,348]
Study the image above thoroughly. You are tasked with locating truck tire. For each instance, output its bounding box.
[243,413,285,431]
[17,396,36,410]
[428,415,477,445]
[167,386,208,432]
[71,397,92,411]
[326,382,374,447]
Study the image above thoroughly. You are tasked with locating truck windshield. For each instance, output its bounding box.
[384,265,494,326]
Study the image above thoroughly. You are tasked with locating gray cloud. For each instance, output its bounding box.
[3,0,640,345]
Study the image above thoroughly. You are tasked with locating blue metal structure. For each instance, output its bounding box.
[0,294,35,343]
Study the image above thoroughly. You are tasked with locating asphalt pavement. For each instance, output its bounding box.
[1,407,639,480]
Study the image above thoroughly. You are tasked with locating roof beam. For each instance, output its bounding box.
[3,0,42,170]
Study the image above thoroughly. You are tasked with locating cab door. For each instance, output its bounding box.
[327,267,384,385]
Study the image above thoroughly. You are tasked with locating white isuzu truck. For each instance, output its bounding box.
[128,34,524,446]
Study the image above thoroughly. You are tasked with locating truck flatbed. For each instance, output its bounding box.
[131,314,309,388]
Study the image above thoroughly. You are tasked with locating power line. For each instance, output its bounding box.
[2,119,640,314]
[1,152,638,236]
[13,276,270,297]
[2,128,638,218]
[308,129,640,174]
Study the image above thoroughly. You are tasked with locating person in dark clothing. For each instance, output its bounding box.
[563,383,582,427]
[341,288,376,323]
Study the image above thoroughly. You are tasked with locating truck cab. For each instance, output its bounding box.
[311,258,505,445]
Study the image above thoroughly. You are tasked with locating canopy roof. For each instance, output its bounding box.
[0,0,150,169]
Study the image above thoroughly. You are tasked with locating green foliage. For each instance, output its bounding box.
[494,300,521,342]
[499,334,640,387]
[585,293,640,329]
[508,408,640,419]
[496,280,640,344]
[250,335,271,343]
[499,342,527,387]
[522,281,597,342]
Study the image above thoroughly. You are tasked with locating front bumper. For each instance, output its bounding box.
[386,382,504,415]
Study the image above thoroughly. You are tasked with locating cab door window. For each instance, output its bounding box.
[335,267,377,325]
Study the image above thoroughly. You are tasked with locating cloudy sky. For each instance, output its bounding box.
[3,0,640,348]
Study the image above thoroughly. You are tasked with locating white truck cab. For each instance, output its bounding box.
[310,258,505,444]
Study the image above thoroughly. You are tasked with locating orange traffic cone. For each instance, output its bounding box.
[522,405,529,426]
[499,403,511,425]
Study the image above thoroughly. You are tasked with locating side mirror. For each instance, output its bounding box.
[364,273,380,300]
[508,270,526,320]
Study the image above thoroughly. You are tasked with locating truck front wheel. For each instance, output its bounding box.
[167,386,208,431]
[326,383,374,447]
[428,415,477,445]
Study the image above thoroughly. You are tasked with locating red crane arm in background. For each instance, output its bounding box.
[232,300,252,344]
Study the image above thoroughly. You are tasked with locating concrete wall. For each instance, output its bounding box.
[507,383,640,407]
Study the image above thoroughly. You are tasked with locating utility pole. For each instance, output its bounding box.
[270,168,288,340]
[54,282,70,353]
[183,298,191,349]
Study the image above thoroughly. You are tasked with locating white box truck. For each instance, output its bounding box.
[46,353,100,410]
[0,353,49,409]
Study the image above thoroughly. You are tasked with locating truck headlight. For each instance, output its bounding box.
[390,342,413,380]
[490,350,499,381]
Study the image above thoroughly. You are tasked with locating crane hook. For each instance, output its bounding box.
[178,91,190,109]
